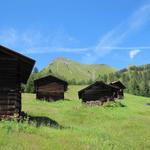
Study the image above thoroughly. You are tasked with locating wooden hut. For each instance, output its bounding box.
[109,81,126,99]
[34,75,68,101]
[78,81,119,105]
[0,45,35,118]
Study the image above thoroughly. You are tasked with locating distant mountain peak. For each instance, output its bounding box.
[53,57,72,65]
[39,57,117,84]
[54,57,70,62]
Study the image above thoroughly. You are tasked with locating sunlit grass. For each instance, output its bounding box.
[0,85,150,150]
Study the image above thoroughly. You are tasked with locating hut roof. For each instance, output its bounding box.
[34,75,68,90]
[109,81,126,89]
[78,81,119,99]
[0,45,35,84]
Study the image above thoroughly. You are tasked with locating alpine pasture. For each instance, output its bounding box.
[0,85,150,150]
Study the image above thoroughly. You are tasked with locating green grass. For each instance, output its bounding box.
[0,85,150,150]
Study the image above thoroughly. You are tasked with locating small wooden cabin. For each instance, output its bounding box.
[34,75,68,101]
[109,81,126,99]
[0,45,35,118]
[78,81,119,105]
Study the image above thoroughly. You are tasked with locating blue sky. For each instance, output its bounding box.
[0,0,150,70]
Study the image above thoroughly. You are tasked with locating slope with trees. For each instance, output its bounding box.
[100,64,150,97]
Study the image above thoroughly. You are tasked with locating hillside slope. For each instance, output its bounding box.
[0,86,150,150]
[100,64,150,97]
[38,57,116,84]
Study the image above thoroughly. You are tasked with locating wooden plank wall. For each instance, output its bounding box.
[37,91,64,101]
[81,88,115,102]
[0,58,21,118]
[37,82,65,92]
[0,90,21,116]
[0,59,18,88]
[36,82,65,101]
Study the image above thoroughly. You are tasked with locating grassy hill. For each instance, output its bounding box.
[37,57,116,84]
[0,85,150,150]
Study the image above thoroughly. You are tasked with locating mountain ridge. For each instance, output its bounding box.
[37,57,117,84]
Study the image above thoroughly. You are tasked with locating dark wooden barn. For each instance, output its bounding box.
[34,75,68,101]
[78,81,119,105]
[109,81,126,99]
[0,45,35,118]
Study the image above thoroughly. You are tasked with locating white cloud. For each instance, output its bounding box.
[129,3,150,30]
[97,46,150,50]
[129,49,141,59]
[81,2,150,63]
[0,28,80,54]
[0,29,43,49]
[0,2,150,59]
[25,46,90,54]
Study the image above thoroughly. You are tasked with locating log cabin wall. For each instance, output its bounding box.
[0,58,21,118]
[36,82,66,101]
[82,89,114,102]
[78,81,119,103]
[109,81,126,99]
[37,82,65,92]
[0,45,35,119]
[37,92,64,101]
[35,76,68,101]
[117,89,124,99]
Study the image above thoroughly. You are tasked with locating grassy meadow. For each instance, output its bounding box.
[0,85,150,150]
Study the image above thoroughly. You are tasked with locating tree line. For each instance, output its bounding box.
[22,64,150,97]
[99,65,150,97]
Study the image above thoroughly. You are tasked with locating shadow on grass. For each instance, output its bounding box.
[20,112,64,129]
[146,103,150,106]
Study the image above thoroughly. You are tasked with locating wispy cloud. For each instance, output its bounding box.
[0,29,44,49]
[129,2,150,30]
[0,2,150,59]
[129,49,141,59]
[25,46,91,54]
[98,46,150,50]
[81,2,150,63]
[0,28,18,46]
[0,27,79,54]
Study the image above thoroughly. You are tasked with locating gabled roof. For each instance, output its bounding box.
[78,81,119,99]
[0,45,35,65]
[0,45,35,83]
[34,75,68,88]
[109,81,126,89]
